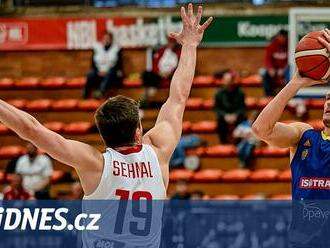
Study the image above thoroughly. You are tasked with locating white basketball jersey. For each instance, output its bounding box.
[82,144,166,248]
[84,144,166,200]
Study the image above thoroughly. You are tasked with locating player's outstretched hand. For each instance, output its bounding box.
[169,3,213,47]
[318,28,330,54]
[291,70,327,88]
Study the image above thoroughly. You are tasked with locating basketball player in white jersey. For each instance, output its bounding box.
[0,3,212,247]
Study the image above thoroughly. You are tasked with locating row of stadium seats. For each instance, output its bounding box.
[0,170,65,184]
[170,168,291,182]
[4,97,327,112]
[0,74,263,90]
[0,145,291,159]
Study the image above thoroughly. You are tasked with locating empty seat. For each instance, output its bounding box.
[191,121,217,133]
[240,74,262,86]
[245,97,258,109]
[192,169,222,182]
[203,99,214,110]
[52,99,78,111]
[43,122,65,133]
[255,147,289,157]
[307,99,324,109]
[269,194,292,200]
[182,121,192,133]
[249,169,279,182]
[186,98,204,110]
[278,169,291,181]
[7,99,27,109]
[169,169,194,181]
[15,77,40,88]
[222,169,251,182]
[40,77,66,89]
[0,124,10,135]
[66,77,86,88]
[0,78,14,89]
[186,147,205,156]
[51,170,65,183]
[307,119,324,130]
[123,78,142,88]
[0,171,4,184]
[0,146,25,159]
[205,145,237,157]
[78,99,103,111]
[256,97,273,108]
[25,99,53,111]
[213,194,240,200]
[63,122,93,134]
[241,194,265,200]
[192,75,214,87]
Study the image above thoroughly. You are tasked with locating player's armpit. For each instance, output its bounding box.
[258,122,312,148]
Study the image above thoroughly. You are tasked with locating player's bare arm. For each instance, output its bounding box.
[143,4,212,185]
[252,72,324,149]
[0,99,103,195]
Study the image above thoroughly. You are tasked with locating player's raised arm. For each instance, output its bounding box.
[143,4,212,162]
[0,99,103,177]
[252,72,323,148]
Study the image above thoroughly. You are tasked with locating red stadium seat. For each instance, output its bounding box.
[77,99,103,111]
[7,99,27,109]
[203,99,214,110]
[40,77,66,89]
[0,146,25,159]
[52,99,78,111]
[307,99,325,109]
[214,78,224,86]
[222,169,251,182]
[249,169,279,182]
[186,98,204,110]
[186,147,205,156]
[25,99,53,111]
[255,147,289,157]
[307,119,324,130]
[192,169,223,182]
[192,75,214,87]
[213,194,240,200]
[256,97,273,108]
[240,74,262,86]
[182,121,192,133]
[278,169,292,181]
[63,122,93,134]
[66,77,86,88]
[51,170,65,183]
[0,78,14,89]
[241,194,265,200]
[245,97,258,109]
[169,169,194,181]
[123,78,142,88]
[205,145,237,157]
[191,121,217,133]
[43,122,65,133]
[269,194,292,200]
[0,124,10,135]
[0,171,4,184]
[15,77,40,88]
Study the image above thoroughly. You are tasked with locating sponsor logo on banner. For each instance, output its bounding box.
[300,177,330,189]
[0,22,28,45]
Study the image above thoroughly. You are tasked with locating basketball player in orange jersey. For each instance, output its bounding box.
[252,29,330,201]
[0,4,212,244]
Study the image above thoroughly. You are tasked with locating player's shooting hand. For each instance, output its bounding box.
[318,28,330,55]
[291,70,326,88]
[169,3,213,47]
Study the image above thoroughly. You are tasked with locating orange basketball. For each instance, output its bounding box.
[295,31,330,80]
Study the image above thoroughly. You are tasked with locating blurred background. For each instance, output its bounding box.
[0,0,329,201]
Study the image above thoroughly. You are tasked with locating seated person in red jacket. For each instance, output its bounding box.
[261,29,289,96]
[3,173,32,200]
[141,36,181,107]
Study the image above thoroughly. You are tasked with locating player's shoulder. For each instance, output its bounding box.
[289,122,314,139]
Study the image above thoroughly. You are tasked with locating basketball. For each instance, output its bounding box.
[295,30,330,80]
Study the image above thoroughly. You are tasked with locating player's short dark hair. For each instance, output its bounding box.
[95,95,140,148]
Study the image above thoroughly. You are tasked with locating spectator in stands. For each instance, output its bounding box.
[3,173,32,200]
[15,142,53,199]
[261,29,289,96]
[233,111,260,168]
[171,180,191,200]
[71,181,84,200]
[214,70,246,143]
[141,36,181,107]
[190,191,204,200]
[83,32,123,99]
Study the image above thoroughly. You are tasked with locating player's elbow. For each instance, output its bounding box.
[252,121,271,139]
